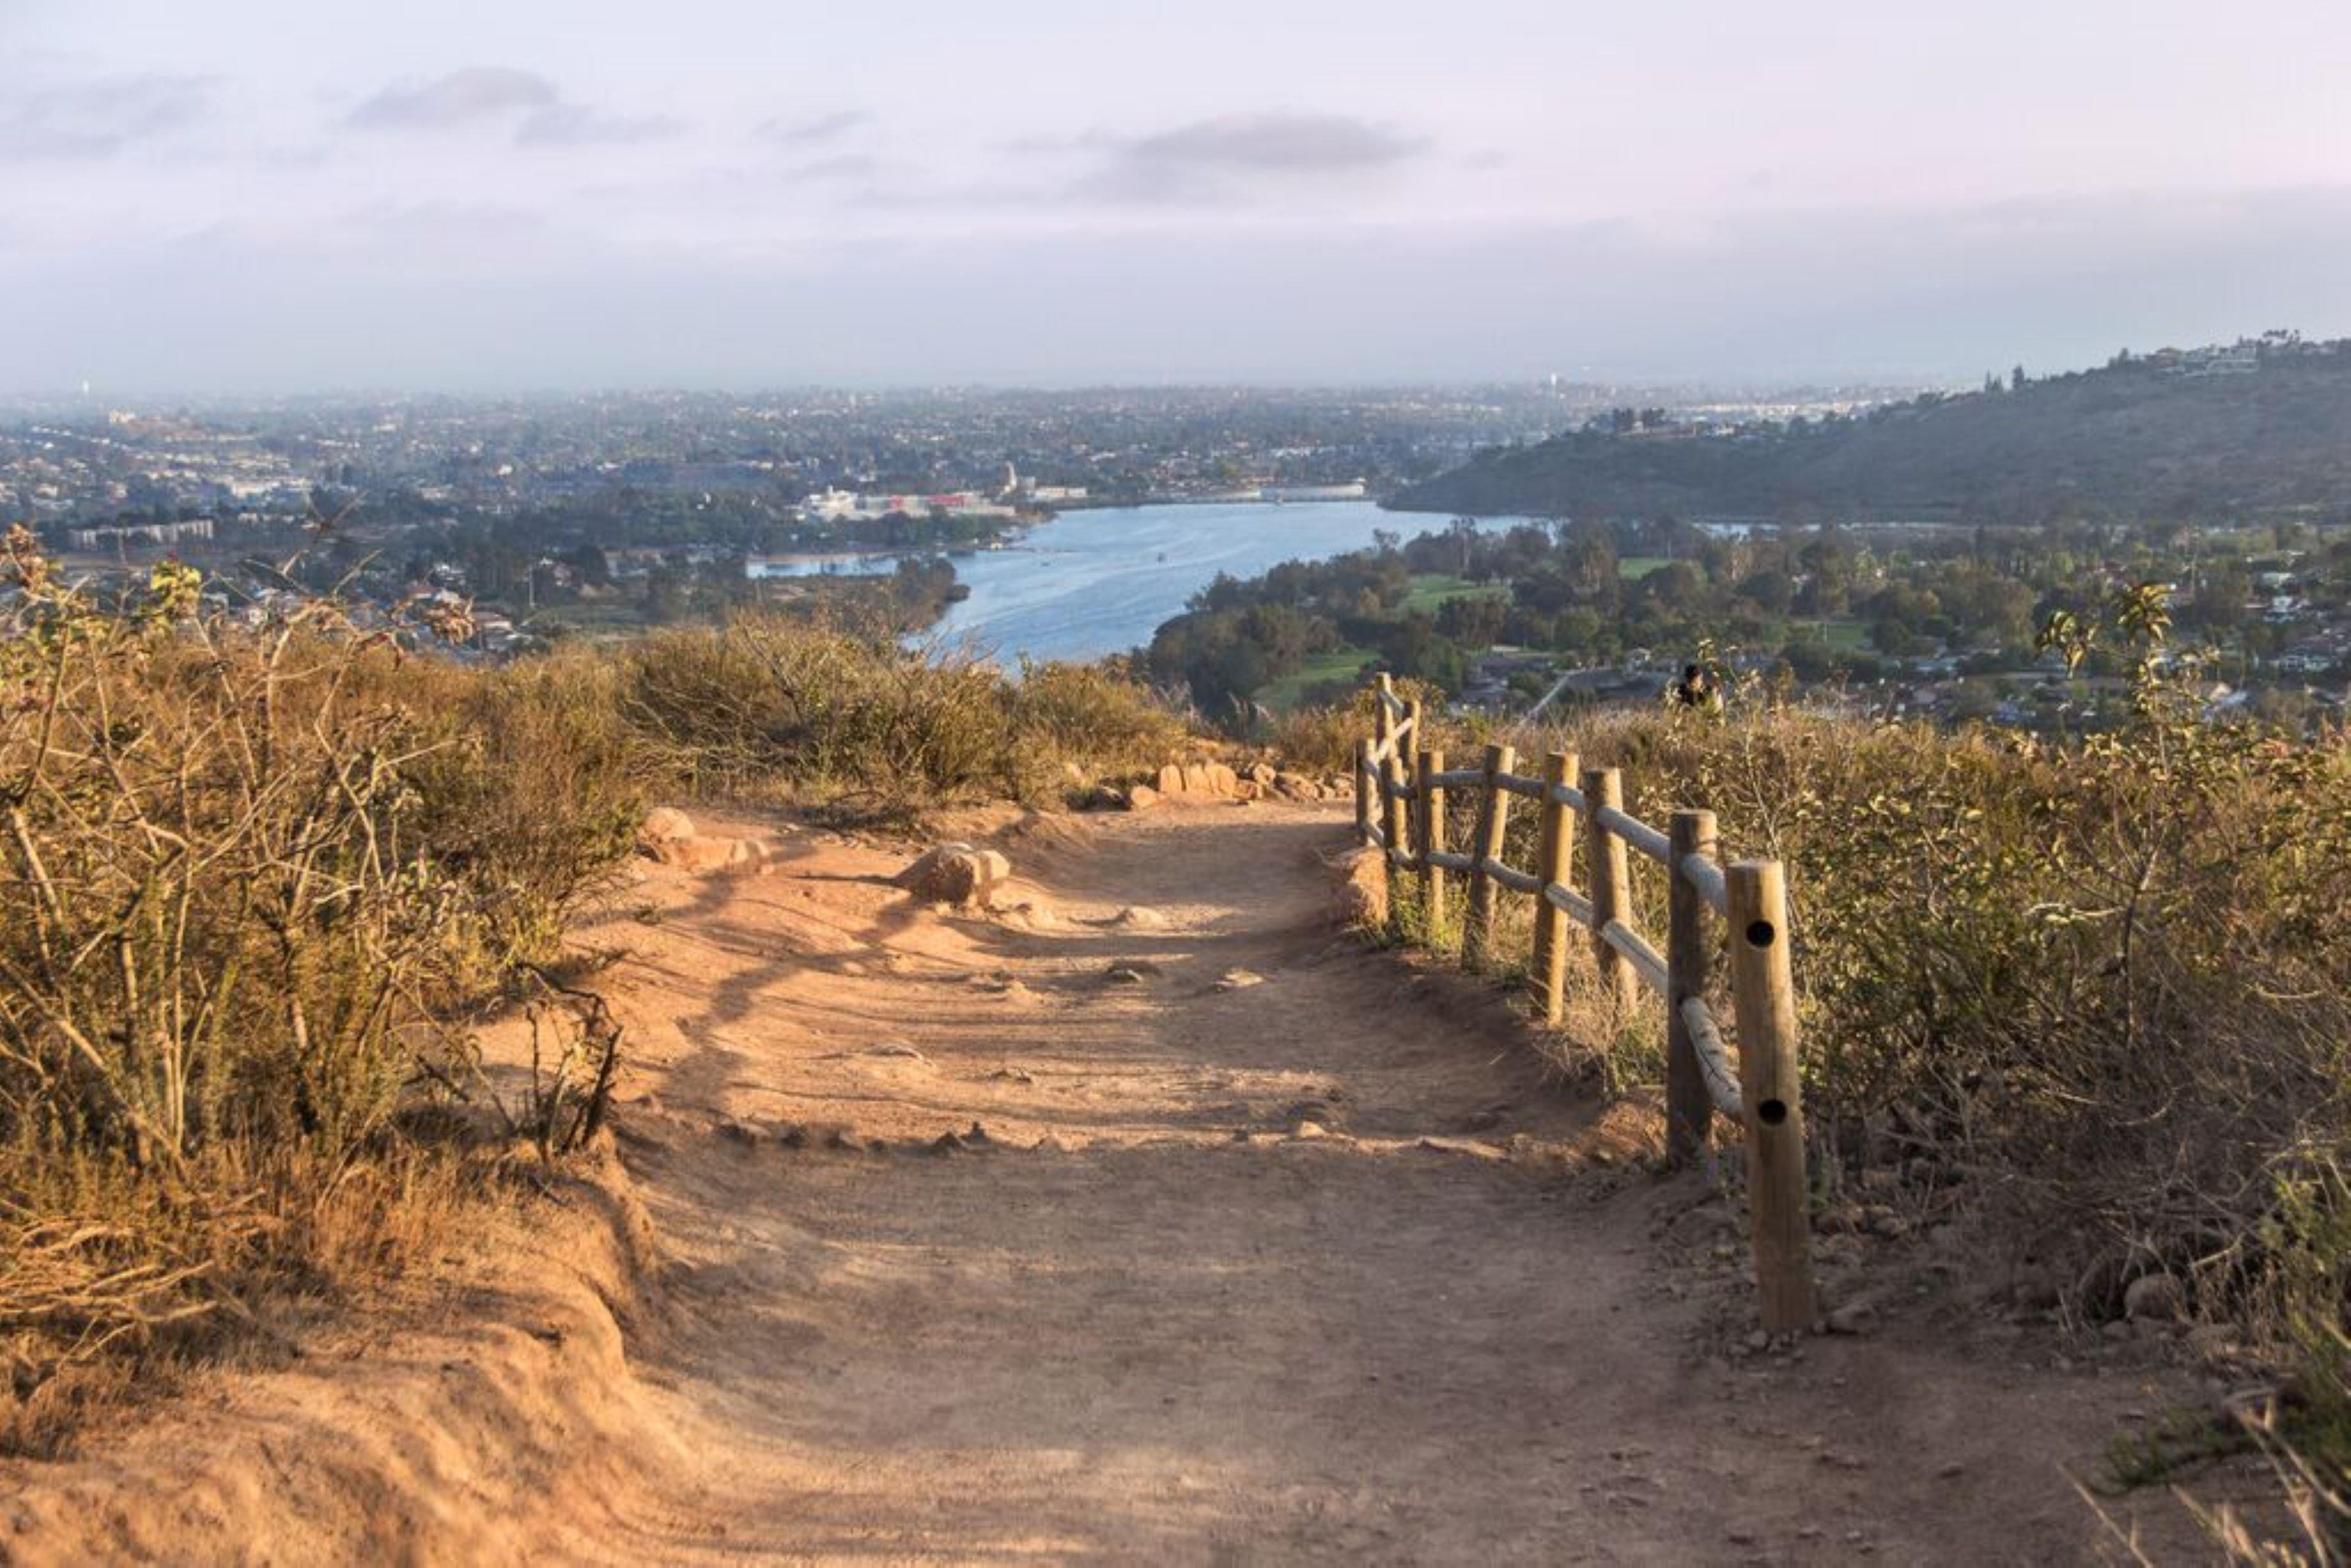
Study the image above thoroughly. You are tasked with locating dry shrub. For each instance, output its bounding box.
[1308,661,2351,1550]
[624,613,1022,816]
[1009,658,1188,782]
[623,611,1187,819]
[0,534,638,1449]
[1536,700,2351,1292]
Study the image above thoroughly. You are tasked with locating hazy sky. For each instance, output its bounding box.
[4,0,2348,391]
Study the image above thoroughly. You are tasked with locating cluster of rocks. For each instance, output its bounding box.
[635,807,772,874]
[1079,760,1345,811]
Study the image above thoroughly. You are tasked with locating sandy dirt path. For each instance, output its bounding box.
[567,799,2194,1564]
[3,797,2207,1564]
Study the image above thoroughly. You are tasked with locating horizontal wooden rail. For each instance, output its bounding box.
[1679,853,1728,917]
[1347,678,1813,1334]
[1596,805,1672,866]
[1601,918,1669,995]
[1484,858,1543,896]
[1680,997,1744,1117]
[1542,879,1594,926]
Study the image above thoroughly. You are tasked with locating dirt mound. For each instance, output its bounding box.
[1,1144,667,1564]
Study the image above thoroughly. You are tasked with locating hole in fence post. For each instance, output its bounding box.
[1744,919,1775,948]
[1757,1098,1789,1126]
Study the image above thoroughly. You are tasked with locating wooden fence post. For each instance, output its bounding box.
[1381,702,1415,935]
[1353,738,1372,844]
[1727,858,1815,1334]
[1582,767,1635,1013]
[1416,747,1445,943]
[1665,809,1718,1165]
[1462,741,1514,969]
[1531,749,1578,1024]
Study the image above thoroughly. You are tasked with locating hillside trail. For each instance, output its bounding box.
[3,797,2207,1563]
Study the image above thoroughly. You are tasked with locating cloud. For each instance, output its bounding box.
[1056,111,1433,205]
[0,72,215,159]
[348,68,559,130]
[517,104,684,146]
[758,110,871,146]
[778,153,885,183]
[1124,113,1428,173]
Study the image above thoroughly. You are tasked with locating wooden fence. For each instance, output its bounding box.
[1352,675,1815,1333]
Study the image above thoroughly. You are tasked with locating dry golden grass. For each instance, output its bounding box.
[1289,675,2351,1551]
[0,534,639,1451]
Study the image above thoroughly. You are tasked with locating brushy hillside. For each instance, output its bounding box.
[620,615,1187,821]
[1297,634,2351,1550]
[0,538,1190,1454]
[1397,340,2351,523]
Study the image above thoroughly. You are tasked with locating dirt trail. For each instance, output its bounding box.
[4,798,2203,1563]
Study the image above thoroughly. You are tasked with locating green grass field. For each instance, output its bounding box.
[1618,556,1673,580]
[1258,645,1373,712]
[1400,573,1509,614]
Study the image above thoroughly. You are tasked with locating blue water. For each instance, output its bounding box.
[929,500,1432,664]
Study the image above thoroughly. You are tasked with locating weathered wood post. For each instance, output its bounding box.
[1531,749,1578,1024]
[1665,809,1719,1165]
[1416,746,1446,943]
[1461,742,1514,969]
[1353,738,1372,844]
[1381,702,1415,932]
[1582,767,1635,1013]
[1727,858,1815,1334]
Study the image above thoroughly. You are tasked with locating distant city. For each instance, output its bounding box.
[6,349,2344,740]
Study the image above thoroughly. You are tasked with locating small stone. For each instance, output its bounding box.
[1745,1330,1771,1353]
[1123,784,1160,810]
[637,805,696,849]
[1826,1302,1878,1335]
[2123,1270,2186,1322]
[1213,969,1267,991]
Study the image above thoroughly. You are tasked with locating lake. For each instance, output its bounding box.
[924,500,1436,664]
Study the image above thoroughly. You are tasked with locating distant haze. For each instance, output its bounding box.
[4,0,2349,392]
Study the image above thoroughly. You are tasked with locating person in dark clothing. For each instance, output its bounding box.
[1670,661,1718,711]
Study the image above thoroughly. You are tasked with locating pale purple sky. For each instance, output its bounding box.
[3,0,2347,391]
